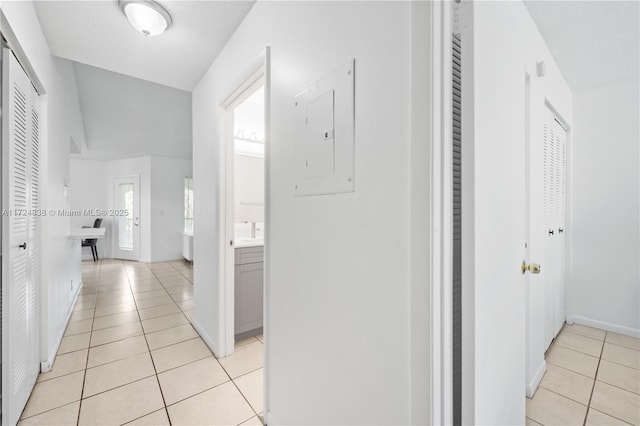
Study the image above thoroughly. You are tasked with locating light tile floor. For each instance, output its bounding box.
[19,259,264,426]
[527,323,640,425]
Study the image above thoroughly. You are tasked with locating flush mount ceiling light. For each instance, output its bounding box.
[118,0,172,37]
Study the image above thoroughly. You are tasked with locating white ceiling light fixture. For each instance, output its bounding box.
[118,0,172,37]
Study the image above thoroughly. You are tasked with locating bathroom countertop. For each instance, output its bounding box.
[234,237,264,248]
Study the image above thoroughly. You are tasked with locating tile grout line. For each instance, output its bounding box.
[582,330,607,426]
[77,258,109,426]
[134,262,181,426]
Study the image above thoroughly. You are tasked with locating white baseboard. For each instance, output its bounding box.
[526,360,547,398]
[192,319,222,358]
[567,315,640,338]
[41,280,83,372]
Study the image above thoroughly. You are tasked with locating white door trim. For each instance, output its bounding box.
[429,1,454,424]
[112,175,141,261]
[218,46,271,420]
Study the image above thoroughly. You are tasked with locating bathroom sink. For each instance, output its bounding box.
[235,237,264,247]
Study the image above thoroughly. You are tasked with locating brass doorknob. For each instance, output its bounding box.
[522,261,541,275]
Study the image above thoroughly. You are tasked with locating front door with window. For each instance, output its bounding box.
[113,176,140,261]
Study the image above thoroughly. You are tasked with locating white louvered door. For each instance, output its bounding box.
[541,111,567,348]
[2,48,41,426]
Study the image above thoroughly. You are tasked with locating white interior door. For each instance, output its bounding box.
[113,176,140,261]
[2,48,41,426]
[526,101,568,395]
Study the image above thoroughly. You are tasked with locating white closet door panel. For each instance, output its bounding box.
[2,48,40,426]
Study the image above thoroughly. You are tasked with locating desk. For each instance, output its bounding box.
[70,228,106,239]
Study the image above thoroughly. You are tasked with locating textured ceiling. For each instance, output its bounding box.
[524,1,639,91]
[33,0,255,91]
[72,61,192,159]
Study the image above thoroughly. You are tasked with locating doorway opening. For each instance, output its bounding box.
[223,69,266,353]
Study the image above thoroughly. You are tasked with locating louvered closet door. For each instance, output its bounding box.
[550,117,566,336]
[542,111,567,347]
[2,48,41,426]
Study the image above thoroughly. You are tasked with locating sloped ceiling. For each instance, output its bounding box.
[72,61,192,160]
[524,1,639,91]
[34,0,255,91]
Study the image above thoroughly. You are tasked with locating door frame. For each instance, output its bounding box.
[217,46,271,419]
[112,174,141,261]
[428,1,454,424]
[221,67,264,353]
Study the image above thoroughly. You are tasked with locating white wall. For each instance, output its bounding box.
[193,2,416,423]
[234,154,264,224]
[150,156,192,261]
[2,1,87,368]
[69,159,109,260]
[569,77,640,336]
[70,156,191,263]
[465,1,572,422]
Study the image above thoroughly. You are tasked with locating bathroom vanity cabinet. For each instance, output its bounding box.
[234,245,264,334]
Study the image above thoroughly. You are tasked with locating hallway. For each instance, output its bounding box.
[526,324,640,425]
[18,260,264,425]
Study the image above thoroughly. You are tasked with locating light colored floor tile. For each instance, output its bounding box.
[256,334,264,343]
[167,381,254,426]
[83,352,156,397]
[87,335,148,368]
[183,309,193,322]
[142,312,188,333]
[134,289,169,301]
[168,290,193,302]
[218,340,263,379]
[124,409,170,425]
[64,319,93,336]
[234,368,263,413]
[78,376,164,426]
[607,333,640,351]
[94,301,137,318]
[151,338,212,372]
[586,408,632,425]
[90,321,143,347]
[556,331,605,357]
[70,309,94,322]
[21,371,84,419]
[236,336,258,347]
[598,360,640,395]
[539,364,594,405]
[73,301,96,311]
[565,324,607,341]
[526,387,588,425]
[146,324,198,350]
[177,299,194,311]
[138,303,180,320]
[591,381,640,425]
[136,295,175,310]
[58,332,91,354]
[239,416,263,426]
[158,357,229,405]
[131,284,164,294]
[18,401,80,426]
[546,344,600,378]
[603,343,640,370]
[95,296,136,309]
[92,310,140,331]
[37,349,88,383]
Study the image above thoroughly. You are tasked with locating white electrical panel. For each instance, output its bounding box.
[294,59,355,196]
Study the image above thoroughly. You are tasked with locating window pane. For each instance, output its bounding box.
[118,183,134,250]
[185,178,194,233]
